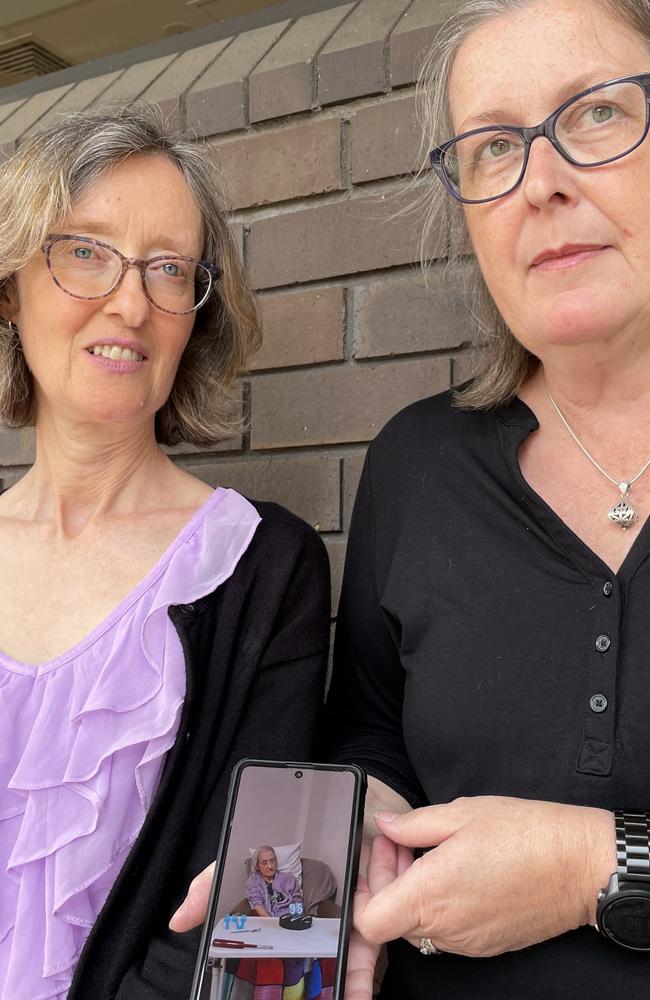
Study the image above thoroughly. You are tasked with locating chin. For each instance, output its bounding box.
[76,392,154,427]
[520,289,634,349]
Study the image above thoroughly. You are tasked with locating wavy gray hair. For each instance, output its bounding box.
[0,103,261,445]
[417,0,650,409]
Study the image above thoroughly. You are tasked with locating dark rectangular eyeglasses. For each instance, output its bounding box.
[430,72,650,204]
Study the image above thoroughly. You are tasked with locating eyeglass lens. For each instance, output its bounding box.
[442,79,648,202]
[47,238,213,314]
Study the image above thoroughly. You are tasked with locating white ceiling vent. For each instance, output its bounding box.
[0,34,69,85]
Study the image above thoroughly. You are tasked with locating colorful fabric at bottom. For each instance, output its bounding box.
[224,957,335,1000]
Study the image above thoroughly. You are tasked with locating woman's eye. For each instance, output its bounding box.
[161,262,183,277]
[476,137,513,162]
[73,246,93,259]
[590,104,614,124]
[566,101,619,130]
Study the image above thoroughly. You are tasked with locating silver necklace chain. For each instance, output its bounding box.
[546,388,650,490]
[546,387,650,529]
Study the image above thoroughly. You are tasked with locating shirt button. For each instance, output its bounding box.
[603,581,613,597]
[590,693,608,714]
[595,634,611,653]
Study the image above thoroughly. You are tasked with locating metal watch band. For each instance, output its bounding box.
[615,810,650,880]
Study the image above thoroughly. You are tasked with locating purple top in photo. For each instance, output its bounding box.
[0,488,260,1000]
[245,870,303,916]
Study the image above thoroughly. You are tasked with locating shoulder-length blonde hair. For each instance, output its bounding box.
[0,103,261,445]
[417,0,650,410]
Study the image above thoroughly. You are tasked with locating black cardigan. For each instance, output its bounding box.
[68,501,330,999]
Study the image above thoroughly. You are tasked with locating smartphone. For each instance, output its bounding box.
[189,759,366,1000]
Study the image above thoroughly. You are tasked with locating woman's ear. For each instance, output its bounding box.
[0,278,19,326]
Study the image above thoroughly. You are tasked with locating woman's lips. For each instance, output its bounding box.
[531,246,608,272]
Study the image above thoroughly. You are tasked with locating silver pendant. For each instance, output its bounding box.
[608,484,637,530]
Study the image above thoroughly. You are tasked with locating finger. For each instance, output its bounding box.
[356,854,439,945]
[353,872,372,908]
[343,928,380,1000]
[374,802,466,848]
[367,835,399,896]
[396,843,414,877]
[169,863,215,932]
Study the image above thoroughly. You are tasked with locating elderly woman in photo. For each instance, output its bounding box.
[321,0,650,998]
[0,106,330,1000]
[246,846,303,917]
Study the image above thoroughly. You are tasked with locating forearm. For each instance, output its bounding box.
[252,905,270,917]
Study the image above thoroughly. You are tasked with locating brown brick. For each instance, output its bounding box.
[96,54,179,105]
[318,0,411,105]
[142,40,232,128]
[251,286,345,371]
[26,73,124,133]
[350,94,424,184]
[249,5,354,122]
[390,0,459,88]
[353,265,472,359]
[186,22,290,137]
[250,356,449,449]
[187,453,341,531]
[0,427,35,466]
[249,185,447,290]
[214,117,342,211]
[139,39,229,110]
[0,84,75,145]
[343,451,367,528]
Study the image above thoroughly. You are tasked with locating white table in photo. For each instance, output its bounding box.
[208,916,340,1000]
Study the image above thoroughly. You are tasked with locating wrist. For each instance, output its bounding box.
[580,808,617,925]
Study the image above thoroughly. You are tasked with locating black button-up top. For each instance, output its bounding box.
[327,390,650,999]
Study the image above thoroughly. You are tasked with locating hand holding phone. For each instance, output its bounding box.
[189,760,366,1000]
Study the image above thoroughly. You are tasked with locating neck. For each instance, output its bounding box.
[522,343,650,485]
[534,335,650,412]
[17,410,172,539]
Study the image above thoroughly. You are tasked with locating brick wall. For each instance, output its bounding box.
[0,0,470,614]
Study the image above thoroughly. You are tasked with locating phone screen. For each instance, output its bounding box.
[190,760,365,1000]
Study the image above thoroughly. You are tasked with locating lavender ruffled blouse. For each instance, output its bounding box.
[0,488,260,1000]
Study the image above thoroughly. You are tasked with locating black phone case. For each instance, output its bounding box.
[188,759,366,1000]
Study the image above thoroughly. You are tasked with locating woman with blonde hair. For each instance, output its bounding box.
[0,105,330,1000]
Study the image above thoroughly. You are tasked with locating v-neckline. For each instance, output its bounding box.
[496,396,650,585]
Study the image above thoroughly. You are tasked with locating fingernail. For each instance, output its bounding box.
[375,810,397,823]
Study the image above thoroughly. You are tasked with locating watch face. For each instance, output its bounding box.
[601,895,650,950]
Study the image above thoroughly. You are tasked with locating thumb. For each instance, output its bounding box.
[169,863,215,932]
[374,802,464,848]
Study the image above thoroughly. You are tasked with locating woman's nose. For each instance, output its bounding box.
[520,136,580,208]
[103,265,151,325]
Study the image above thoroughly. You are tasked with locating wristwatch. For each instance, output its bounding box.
[596,810,650,951]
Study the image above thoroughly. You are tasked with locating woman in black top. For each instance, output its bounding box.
[323,0,650,997]
[174,0,650,995]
